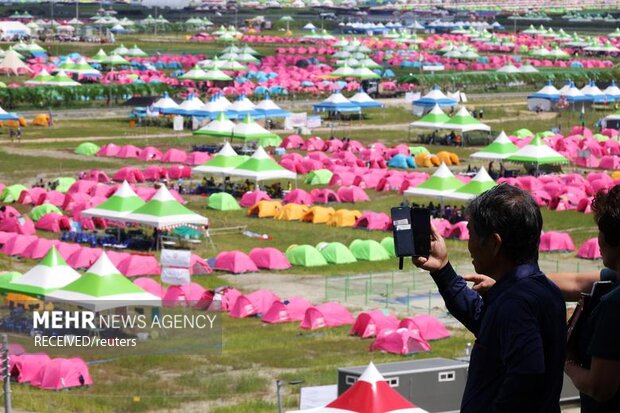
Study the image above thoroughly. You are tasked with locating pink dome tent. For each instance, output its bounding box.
[0,216,36,235]
[112,167,145,183]
[229,289,281,318]
[300,302,355,330]
[399,314,451,341]
[577,238,601,259]
[190,255,212,274]
[31,358,92,390]
[370,328,431,355]
[539,231,576,252]
[283,189,314,206]
[0,234,38,256]
[117,254,161,277]
[162,283,207,307]
[240,190,271,208]
[97,143,121,157]
[23,238,59,260]
[354,212,391,231]
[262,297,312,324]
[35,213,71,233]
[11,354,51,383]
[56,242,82,261]
[66,247,102,269]
[185,151,211,166]
[337,186,370,203]
[350,309,399,338]
[214,251,258,274]
[310,188,341,204]
[447,221,469,240]
[17,187,46,205]
[143,166,169,181]
[249,247,291,270]
[133,278,165,298]
[221,287,242,311]
[138,146,163,161]
[162,149,188,164]
[116,145,142,159]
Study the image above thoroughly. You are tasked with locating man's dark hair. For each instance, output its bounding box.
[465,184,543,264]
[592,185,620,247]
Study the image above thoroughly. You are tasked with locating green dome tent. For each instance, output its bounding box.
[0,184,27,203]
[52,177,76,193]
[319,242,357,264]
[207,192,241,211]
[30,203,62,222]
[349,239,390,261]
[304,169,334,185]
[286,245,327,267]
[74,142,100,156]
[380,237,396,258]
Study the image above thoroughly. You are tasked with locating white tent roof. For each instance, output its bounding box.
[153,94,179,110]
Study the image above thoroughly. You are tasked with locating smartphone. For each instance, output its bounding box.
[391,206,414,258]
[411,208,431,258]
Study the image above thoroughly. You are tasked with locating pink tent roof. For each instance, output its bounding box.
[300,302,355,330]
[11,354,51,383]
[23,238,60,260]
[133,277,165,298]
[539,231,576,252]
[354,212,391,231]
[143,166,168,181]
[280,134,305,149]
[221,287,242,311]
[31,358,92,390]
[167,165,192,179]
[229,289,281,318]
[106,251,132,267]
[0,216,36,235]
[399,314,450,341]
[66,247,102,269]
[162,283,207,306]
[350,309,399,338]
[249,247,291,270]
[117,145,142,159]
[310,188,341,204]
[17,187,46,205]
[577,238,601,259]
[283,189,313,206]
[447,221,469,240]
[86,170,110,183]
[67,180,98,195]
[112,167,145,183]
[97,143,121,157]
[262,296,312,324]
[322,362,428,412]
[337,186,369,203]
[0,234,38,256]
[0,231,14,245]
[239,190,271,208]
[599,156,620,170]
[117,254,160,277]
[37,190,65,207]
[370,328,431,355]
[35,213,71,233]
[190,254,212,274]
[185,151,211,166]
[214,251,258,274]
[56,242,82,261]
[162,148,188,164]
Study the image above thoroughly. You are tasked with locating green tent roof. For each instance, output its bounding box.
[380,237,395,258]
[286,245,327,267]
[74,142,100,156]
[349,239,390,261]
[319,242,357,264]
[304,169,333,185]
[82,181,145,220]
[30,203,62,221]
[207,192,240,211]
[52,177,76,193]
[506,136,569,165]
[404,163,463,197]
[470,131,518,160]
[0,184,27,203]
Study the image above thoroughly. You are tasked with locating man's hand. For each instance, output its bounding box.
[463,274,496,294]
[413,225,449,273]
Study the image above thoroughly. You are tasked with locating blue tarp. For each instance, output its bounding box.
[388,154,416,169]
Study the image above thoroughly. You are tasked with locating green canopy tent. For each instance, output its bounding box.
[286,245,327,267]
[410,104,451,129]
[31,203,62,222]
[81,181,145,221]
[231,114,281,144]
[441,107,490,132]
[74,142,100,156]
[304,169,333,185]
[506,136,569,166]
[404,163,463,197]
[193,112,235,138]
[227,146,297,181]
[192,142,249,175]
[318,242,357,264]
[0,271,21,287]
[207,192,241,211]
[1,246,80,297]
[470,131,518,160]
[443,167,497,201]
[0,184,27,203]
[45,252,161,311]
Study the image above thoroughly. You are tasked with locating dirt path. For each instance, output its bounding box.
[1,146,122,163]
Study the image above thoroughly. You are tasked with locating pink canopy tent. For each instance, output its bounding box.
[239,190,271,208]
[117,254,161,277]
[350,309,399,338]
[11,354,51,383]
[229,289,281,318]
[116,145,142,159]
[214,251,258,274]
[133,277,165,298]
[370,328,431,355]
[162,149,188,164]
[447,221,469,240]
[262,296,312,324]
[23,238,59,260]
[35,213,71,233]
[162,283,207,307]
[66,247,102,269]
[539,231,576,252]
[354,212,391,231]
[249,247,291,270]
[31,358,92,390]
[337,186,369,203]
[399,314,451,341]
[0,216,36,235]
[0,234,38,256]
[300,302,355,330]
[138,146,163,162]
[577,238,601,259]
[310,362,429,413]
[283,189,313,206]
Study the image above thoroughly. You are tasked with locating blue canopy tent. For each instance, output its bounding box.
[527,80,560,111]
[313,93,361,114]
[412,86,458,108]
[255,95,290,118]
